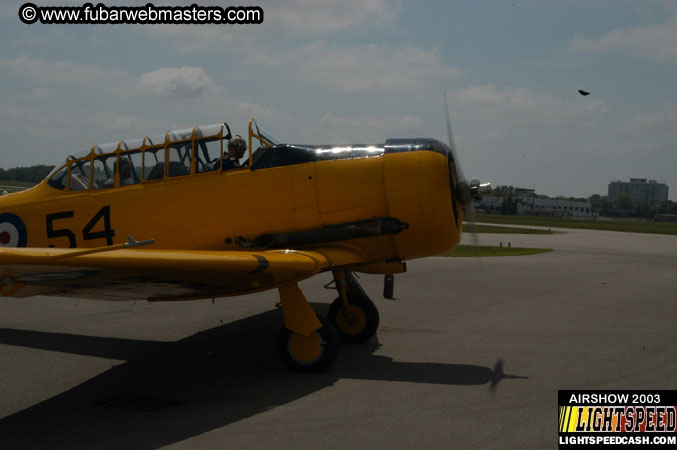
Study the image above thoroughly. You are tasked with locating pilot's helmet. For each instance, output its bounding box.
[229,135,247,156]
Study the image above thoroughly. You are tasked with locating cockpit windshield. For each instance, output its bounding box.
[248,119,284,167]
[253,121,282,147]
[44,147,92,181]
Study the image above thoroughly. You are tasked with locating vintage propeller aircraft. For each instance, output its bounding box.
[0,109,490,372]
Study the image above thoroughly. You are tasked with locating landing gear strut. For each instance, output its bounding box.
[276,283,339,373]
[327,269,379,343]
[275,271,379,372]
[277,316,339,373]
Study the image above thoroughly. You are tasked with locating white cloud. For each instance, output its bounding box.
[9,28,75,48]
[320,112,423,130]
[28,88,50,100]
[235,101,279,120]
[1,57,224,102]
[632,111,677,131]
[103,115,138,132]
[141,0,401,52]
[248,42,458,93]
[0,101,172,167]
[0,55,130,86]
[570,16,677,64]
[0,2,21,19]
[0,103,142,141]
[263,0,401,33]
[138,66,221,97]
[143,25,233,53]
[627,106,677,142]
[298,112,423,142]
[0,104,44,134]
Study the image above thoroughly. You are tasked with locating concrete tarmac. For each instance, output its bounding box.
[0,227,675,449]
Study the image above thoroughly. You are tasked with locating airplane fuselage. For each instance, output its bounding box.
[1,139,462,272]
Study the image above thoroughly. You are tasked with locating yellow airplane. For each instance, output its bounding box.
[0,115,490,372]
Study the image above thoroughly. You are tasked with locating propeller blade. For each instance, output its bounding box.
[490,359,504,391]
[444,93,464,183]
[445,93,481,252]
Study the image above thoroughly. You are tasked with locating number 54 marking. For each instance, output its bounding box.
[46,206,116,248]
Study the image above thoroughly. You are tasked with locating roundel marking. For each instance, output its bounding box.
[0,213,28,247]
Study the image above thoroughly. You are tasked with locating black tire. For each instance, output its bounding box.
[277,316,339,373]
[328,294,379,343]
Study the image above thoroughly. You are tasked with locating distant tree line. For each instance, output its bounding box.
[590,193,677,218]
[0,165,55,184]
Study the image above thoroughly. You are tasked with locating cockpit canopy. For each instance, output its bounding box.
[45,122,234,191]
[43,117,449,193]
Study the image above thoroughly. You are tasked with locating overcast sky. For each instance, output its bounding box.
[1,0,676,199]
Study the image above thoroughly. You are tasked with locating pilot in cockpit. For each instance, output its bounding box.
[223,135,247,169]
[119,156,136,186]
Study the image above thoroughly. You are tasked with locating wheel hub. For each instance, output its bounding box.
[287,332,325,364]
[337,306,367,336]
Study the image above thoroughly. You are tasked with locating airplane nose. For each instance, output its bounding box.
[447,153,492,232]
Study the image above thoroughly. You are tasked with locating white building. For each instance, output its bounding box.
[474,194,596,218]
[530,198,595,218]
[608,179,668,207]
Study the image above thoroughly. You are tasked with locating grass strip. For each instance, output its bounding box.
[475,214,677,236]
[468,224,553,234]
[442,245,552,257]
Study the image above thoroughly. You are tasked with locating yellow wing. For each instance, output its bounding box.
[0,246,366,301]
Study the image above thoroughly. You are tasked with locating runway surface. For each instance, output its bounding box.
[1,227,675,449]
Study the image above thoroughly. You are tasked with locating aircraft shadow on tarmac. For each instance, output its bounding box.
[0,305,526,449]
